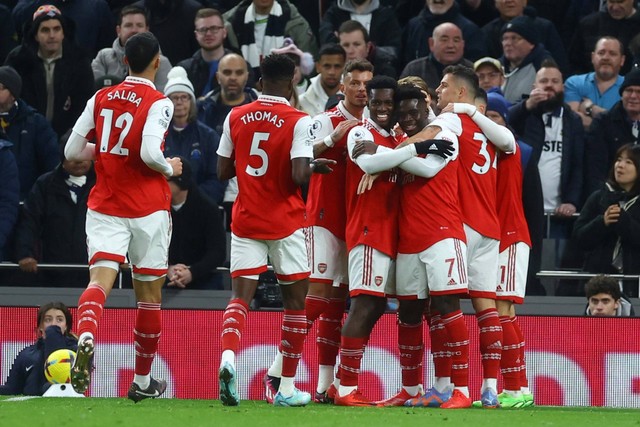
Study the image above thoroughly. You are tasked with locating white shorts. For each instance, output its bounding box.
[307,226,349,286]
[348,244,395,297]
[86,209,171,276]
[230,229,310,283]
[396,238,468,299]
[464,224,499,299]
[497,242,530,304]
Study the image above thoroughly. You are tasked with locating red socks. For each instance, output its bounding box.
[220,298,249,353]
[428,313,451,379]
[442,310,469,387]
[499,315,520,391]
[134,302,161,375]
[476,308,502,381]
[512,316,528,388]
[338,336,367,387]
[317,298,346,366]
[305,295,329,329]
[398,321,423,387]
[76,283,106,338]
[280,309,308,377]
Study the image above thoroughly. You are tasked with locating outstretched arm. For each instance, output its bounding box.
[444,103,515,153]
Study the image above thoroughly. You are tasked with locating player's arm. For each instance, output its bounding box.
[65,94,98,161]
[141,98,178,177]
[400,124,443,145]
[292,116,335,185]
[216,113,236,180]
[313,118,359,158]
[396,129,458,178]
[447,103,516,153]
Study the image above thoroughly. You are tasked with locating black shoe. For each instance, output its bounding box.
[127,377,167,403]
[71,338,94,394]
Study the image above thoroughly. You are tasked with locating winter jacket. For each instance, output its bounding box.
[0,139,19,261]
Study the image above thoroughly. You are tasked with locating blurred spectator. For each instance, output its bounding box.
[400,22,473,94]
[319,0,402,59]
[565,36,624,131]
[508,61,584,263]
[337,20,397,78]
[223,0,318,80]
[5,5,94,137]
[271,38,314,96]
[12,0,115,57]
[0,139,19,261]
[15,143,94,287]
[132,0,201,65]
[0,4,17,64]
[0,302,78,396]
[92,5,172,92]
[0,65,58,201]
[474,56,505,93]
[163,66,226,204]
[401,0,486,67]
[585,69,640,194]
[568,0,640,75]
[481,6,568,74]
[167,157,226,290]
[499,15,555,104]
[299,44,346,116]
[177,8,235,98]
[574,144,640,297]
[584,275,635,316]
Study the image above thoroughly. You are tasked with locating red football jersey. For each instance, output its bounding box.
[497,145,532,250]
[217,95,314,240]
[432,113,500,239]
[306,102,359,240]
[345,119,400,257]
[73,77,173,218]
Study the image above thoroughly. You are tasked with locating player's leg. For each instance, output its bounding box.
[72,209,127,394]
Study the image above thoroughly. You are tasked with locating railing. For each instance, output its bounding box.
[536,270,640,294]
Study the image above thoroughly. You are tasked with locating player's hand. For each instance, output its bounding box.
[166,157,183,178]
[413,139,455,158]
[311,158,337,174]
[441,103,455,114]
[331,119,360,143]
[18,257,38,273]
[352,140,377,158]
[554,203,577,218]
[357,173,379,194]
[604,204,621,226]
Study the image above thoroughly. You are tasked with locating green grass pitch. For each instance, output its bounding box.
[1,397,640,427]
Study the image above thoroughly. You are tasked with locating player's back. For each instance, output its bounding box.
[89,78,172,217]
[228,95,311,240]
[497,145,531,250]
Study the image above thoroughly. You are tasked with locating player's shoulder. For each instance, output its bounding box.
[430,112,462,134]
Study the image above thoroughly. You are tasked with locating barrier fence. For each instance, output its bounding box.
[1,307,639,407]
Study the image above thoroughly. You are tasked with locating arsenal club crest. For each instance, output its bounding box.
[374,276,383,286]
[317,263,327,274]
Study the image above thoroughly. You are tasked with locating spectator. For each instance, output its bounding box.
[163,66,226,204]
[12,0,115,57]
[565,36,625,130]
[132,0,201,65]
[167,157,226,290]
[0,302,78,396]
[481,5,568,73]
[400,22,473,95]
[177,8,235,98]
[574,144,640,297]
[271,38,314,96]
[337,20,397,78]
[14,143,95,287]
[0,65,58,201]
[223,0,318,80]
[508,61,584,268]
[499,15,555,104]
[584,275,635,316]
[0,139,19,261]
[92,5,172,92]
[402,0,486,66]
[319,0,402,58]
[585,68,640,194]
[568,0,640,75]
[299,44,346,116]
[474,56,505,93]
[5,5,94,137]
[0,4,17,64]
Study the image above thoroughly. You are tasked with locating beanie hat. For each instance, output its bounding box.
[619,68,640,95]
[501,16,537,46]
[168,156,192,191]
[0,66,22,99]
[164,66,196,104]
[30,4,64,37]
[486,91,510,122]
[270,38,315,76]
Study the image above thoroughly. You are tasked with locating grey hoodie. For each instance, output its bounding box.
[337,0,380,14]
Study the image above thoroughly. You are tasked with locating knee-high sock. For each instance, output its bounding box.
[511,316,528,388]
[280,309,308,378]
[134,302,161,376]
[476,308,502,381]
[317,298,346,366]
[399,321,423,387]
[428,312,450,379]
[220,298,249,353]
[305,295,329,330]
[338,336,367,387]
[77,283,106,339]
[499,315,520,391]
[442,310,469,388]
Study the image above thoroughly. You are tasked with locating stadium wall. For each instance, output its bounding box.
[1,307,638,408]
